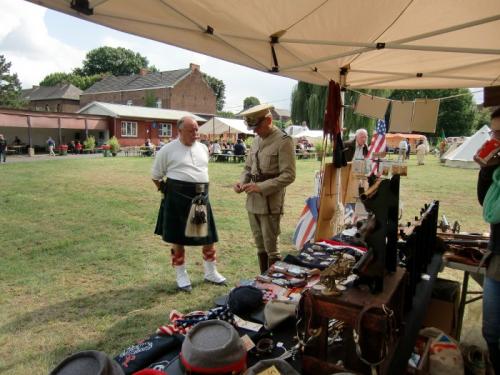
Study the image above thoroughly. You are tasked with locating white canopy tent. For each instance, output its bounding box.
[293,129,324,140]
[285,125,309,136]
[198,117,253,136]
[444,125,491,169]
[28,1,500,89]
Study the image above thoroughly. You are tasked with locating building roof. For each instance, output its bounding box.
[22,84,82,101]
[78,101,206,122]
[83,69,192,94]
[273,108,291,118]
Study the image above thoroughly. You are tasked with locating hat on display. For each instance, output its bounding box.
[50,350,125,375]
[180,320,247,374]
[240,104,274,129]
[491,116,500,131]
[227,286,264,318]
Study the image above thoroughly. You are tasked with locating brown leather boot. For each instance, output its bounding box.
[268,255,282,269]
[258,253,269,274]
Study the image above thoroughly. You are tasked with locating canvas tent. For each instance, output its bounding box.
[285,125,309,136]
[293,129,324,141]
[29,1,500,90]
[198,117,253,136]
[386,133,428,151]
[444,125,491,169]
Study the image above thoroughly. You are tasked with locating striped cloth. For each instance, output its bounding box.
[293,196,319,250]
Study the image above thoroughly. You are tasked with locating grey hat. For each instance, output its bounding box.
[244,359,299,375]
[50,350,125,375]
[180,320,246,374]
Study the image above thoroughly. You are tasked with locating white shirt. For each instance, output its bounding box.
[399,140,408,150]
[353,144,365,160]
[151,139,209,183]
[211,143,222,154]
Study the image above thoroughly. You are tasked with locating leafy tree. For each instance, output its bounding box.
[475,107,492,130]
[203,73,226,112]
[216,110,235,118]
[40,72,103,90]
[389,89,477,136]
[291,81,389,134]
[243,96,260,110]
[80,46,152,76]
[144,91,157,107]
[0,55,25,108]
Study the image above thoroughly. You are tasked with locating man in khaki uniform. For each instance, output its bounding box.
[233,104,296,273]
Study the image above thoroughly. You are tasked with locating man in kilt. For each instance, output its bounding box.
[152,116,226,292]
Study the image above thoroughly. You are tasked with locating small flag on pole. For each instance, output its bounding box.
[367,119,387,175]
[292,196,319,250]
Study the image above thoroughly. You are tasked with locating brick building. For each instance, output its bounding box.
[21,83,82,113]
[80,64,216,117]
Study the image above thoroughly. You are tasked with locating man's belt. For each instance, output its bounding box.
[249,173,279,182]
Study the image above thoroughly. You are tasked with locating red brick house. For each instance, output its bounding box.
[78,102,206,146]
[21,83,83,113]
[80,64,216,117]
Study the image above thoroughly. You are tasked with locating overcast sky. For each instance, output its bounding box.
[0,0,483,113]
[0,0,298,113]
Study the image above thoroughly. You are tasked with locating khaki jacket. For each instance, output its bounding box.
[240,127,296,214]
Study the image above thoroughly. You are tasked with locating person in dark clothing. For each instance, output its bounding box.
[0,134,7,163]
[233,139,246,156]
[343,128,368,162]
[406,138,411,159]
[475,107,500,375]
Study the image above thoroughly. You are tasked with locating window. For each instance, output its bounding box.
[121,121,138,137]
[159,123,172,137]
[126,100,133,106]
[156,98,162,108]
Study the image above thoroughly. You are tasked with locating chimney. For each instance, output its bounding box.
[189,63,200,72]
[139,68,149,76]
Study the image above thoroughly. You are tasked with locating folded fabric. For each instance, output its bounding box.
[264,299,298,330]
[114,335,183,375]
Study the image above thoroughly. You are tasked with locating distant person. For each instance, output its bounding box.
[344,128,368,162]
[416,140,427,165]
[152,116,225,292]
[75,140,83,154]
[68,140,76,154]
[406,138,411,159]
[233,104,296,273]
[47,137,56,156]
[398,138,408,161]
[439,139,447,158]
[233,139,246,156]
[0,134,7,163]
[474,107,500,375]
[13,136,22,145]
[211,140,222,155]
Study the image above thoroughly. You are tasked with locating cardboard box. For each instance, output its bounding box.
[421,279,460,338]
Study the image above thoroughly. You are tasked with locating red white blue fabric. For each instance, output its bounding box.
[367,119,387,175]
[293,196,319,250]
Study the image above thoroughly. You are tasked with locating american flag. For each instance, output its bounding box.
[367,119,387,175]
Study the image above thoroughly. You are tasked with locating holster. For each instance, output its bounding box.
[248,173,280,182]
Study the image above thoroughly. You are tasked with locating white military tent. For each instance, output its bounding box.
[29,1,500,90]
[444,125,491,169]
[293,130,324,141]
[198,117,253,136]
[285,125,309,136]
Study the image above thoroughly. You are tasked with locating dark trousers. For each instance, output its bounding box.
[0,150,6,162]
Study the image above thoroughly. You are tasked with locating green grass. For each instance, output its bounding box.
[0,155,487,374]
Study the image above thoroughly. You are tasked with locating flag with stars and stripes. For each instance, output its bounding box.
[367,119,387,175]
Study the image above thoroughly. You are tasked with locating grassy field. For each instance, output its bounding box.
[0,154,487,374]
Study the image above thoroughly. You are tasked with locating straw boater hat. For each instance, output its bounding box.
[180,320,247,374]
[240,104,274,130]
[50,350,125,375]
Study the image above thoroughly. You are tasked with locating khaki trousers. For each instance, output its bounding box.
[248,213,282,259]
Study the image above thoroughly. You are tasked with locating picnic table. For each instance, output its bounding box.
[212,153,246,162]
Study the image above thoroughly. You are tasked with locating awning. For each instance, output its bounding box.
[28,0,500,89]
[198,117,253,135]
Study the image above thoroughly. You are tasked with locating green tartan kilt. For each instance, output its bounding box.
[154,179,218,246]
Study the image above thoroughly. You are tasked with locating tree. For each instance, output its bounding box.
[291,81,389,134]
[144,91,157,107]
[243,96,260,110]
[80,46,152,76]
[203,73,226,112]
[0,55,25,108]
[216,110,235,118]
[389,89,477,136]
[40,72,103,90]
